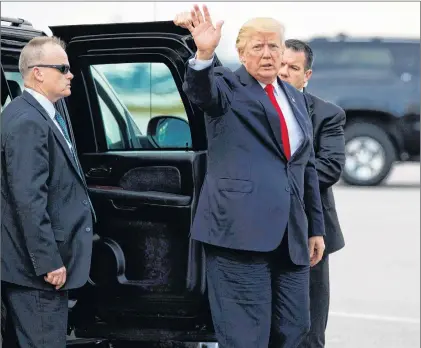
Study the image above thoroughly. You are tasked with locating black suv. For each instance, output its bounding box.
[1,17,221,347]
[306,34,420,186]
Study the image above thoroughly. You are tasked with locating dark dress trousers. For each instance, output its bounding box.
[1,91,94,347]
[183,61,325,348]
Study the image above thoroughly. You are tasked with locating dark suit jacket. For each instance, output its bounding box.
[1,91,94,290]
[183,63,325,266]
[304,92,346,254]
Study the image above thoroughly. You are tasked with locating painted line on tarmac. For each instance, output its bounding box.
[330,311,420,324]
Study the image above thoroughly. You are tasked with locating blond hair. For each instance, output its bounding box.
[19,36,66,79]
[235,17,285,54]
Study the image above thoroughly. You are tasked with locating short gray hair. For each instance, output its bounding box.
[19,36,66,78]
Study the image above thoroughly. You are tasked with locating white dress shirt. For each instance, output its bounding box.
[25,88,72,150]
[257,81,303,156]
[188,56,304,155]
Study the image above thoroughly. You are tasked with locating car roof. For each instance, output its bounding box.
[308,33,420,45]
[1,17,47,51]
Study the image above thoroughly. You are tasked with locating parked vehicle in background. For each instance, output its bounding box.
[307,34,420,186]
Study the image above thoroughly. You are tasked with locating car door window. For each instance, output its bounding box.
[312,44,394,70]
[97,93,125,150]
[2,70,24,110]
[90,62,191,150]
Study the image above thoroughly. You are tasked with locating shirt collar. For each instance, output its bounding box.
[258,80,280,96]
[24,87,56,120]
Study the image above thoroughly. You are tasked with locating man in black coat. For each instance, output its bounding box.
[1,36,95,347]
[278,39,346,348]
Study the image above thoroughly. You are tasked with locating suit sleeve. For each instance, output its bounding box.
[304,131,326,238]
[315,107,346,189]
[4,114,63,276]
[182,57,234,117]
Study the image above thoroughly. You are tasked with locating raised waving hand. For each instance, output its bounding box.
[174,4,224,60]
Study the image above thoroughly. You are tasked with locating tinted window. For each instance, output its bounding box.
[2,70,24,109]
[90,62,191,151]
[312,43,394,70]
[389,43,420,75]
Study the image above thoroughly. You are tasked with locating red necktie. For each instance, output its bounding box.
[264,84,291,159]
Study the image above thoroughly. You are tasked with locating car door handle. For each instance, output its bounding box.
[86,167,112,178]
[110,200,137,211]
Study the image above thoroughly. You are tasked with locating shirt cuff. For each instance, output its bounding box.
[188,54,215,71]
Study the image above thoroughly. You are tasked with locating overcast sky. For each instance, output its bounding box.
[2,2,420,61]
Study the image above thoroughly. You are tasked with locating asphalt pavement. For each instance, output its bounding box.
[326,163,420,348]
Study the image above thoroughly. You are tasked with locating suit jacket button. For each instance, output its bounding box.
[285,186,290,192]
[83,200,88,205]
[85,227,91,232]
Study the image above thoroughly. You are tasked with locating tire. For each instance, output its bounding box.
[342,122,396,186]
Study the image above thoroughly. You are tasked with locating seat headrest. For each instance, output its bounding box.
[1,79,23,106]
[7,80,22,98]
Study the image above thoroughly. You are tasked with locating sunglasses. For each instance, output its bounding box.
[28,64,71,74]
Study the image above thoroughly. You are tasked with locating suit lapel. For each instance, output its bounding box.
[277,79,310,159]
[235,66,287,160]
[251,82,287,156]
[22,91,84,183]
[302,90,315,120]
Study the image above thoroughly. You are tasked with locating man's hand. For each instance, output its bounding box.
[44,266,66,290]
[174,4,224,60]
[309,236,325,267]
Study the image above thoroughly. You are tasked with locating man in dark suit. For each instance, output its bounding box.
[1,36,95,347]
[175,5,325,348]
[278,39,346,348]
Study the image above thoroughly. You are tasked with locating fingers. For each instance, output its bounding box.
[53,275,61,285]
[56,272,66,290]
[186,22,194,33]
[215,20,224,34]
[185,22,195,33]
[44,267,67,289]
[191,8,199,28]
[194,4,205,24]
[311,248,323,267]
[310,242,325,267]
[203,4,212,24]
[308,238,315,259]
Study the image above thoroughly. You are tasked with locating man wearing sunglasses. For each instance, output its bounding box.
[1,36,95,347]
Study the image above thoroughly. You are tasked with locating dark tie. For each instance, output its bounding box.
[54,112,72,144]
[264,84,291,159]
[54,112,83,174]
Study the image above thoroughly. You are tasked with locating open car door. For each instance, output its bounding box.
[50,21,215,343]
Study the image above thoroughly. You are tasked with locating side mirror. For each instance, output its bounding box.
[147,116,192,148]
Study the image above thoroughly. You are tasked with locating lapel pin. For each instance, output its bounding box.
[291,97,296,103]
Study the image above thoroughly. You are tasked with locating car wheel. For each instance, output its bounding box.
[342,123,396,186]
